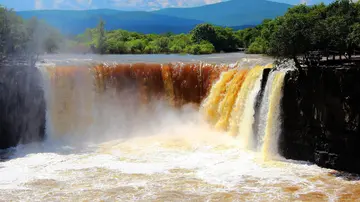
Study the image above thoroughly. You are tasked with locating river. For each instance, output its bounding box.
[0,54,359,202]
[38,53,273,65]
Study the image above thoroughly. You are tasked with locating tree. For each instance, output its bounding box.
[0,6,63,65]
[155,37,170,53]
[349,23,360,50]
[0,7,30,64]
[213,27,239,52]
[247,37,268,54]
[268,5,313,68]
[126,39,146,54]
[199,41,215,54]
[191,24,217,44]
[325,0,358,59]
[307,4,328,56]
[237,27,261,48]
[97,19,106,54]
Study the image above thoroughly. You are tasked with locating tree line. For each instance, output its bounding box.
[3,0,360,68]
[238,0,360,67]
[76,23,243,55]
[79,0,360,63]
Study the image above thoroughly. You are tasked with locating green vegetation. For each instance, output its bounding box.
[0,6,28,62]
[17,9,202,35]
[3,0,360,61]
[97,19,106,54]
[16,0,292,35]
[0,6,62,64]
[76,22,241,55]
[238,0,360,67]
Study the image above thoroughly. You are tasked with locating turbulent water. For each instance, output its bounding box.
[1,56,360,201]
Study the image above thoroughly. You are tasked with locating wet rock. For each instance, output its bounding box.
[0,64,46,149]
[253,68,271,149]
[280,67,360,173]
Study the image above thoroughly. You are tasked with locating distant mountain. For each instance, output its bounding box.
[17,9,203,35]
[230,25,256,30]
[270,0,334,4]
[1,0,225,11]
[16,0,293,35]
[154,0,292,26]
[0,0,335,11]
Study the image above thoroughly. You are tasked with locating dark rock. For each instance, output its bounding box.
[280,66,360,173]
[253,68,271,149]
[0,64,46,149]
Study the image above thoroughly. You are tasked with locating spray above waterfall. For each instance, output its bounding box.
[37,60,291,160]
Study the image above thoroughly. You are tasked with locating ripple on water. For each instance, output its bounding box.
[1,134,360,201]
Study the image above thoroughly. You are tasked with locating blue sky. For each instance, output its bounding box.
[0,0,334,11]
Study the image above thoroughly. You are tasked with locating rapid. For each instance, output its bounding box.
[0,55,359,202]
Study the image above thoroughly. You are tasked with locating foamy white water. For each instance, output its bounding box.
[1,58,359,201]
[0,105,359,201]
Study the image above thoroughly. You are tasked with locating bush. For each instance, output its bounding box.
[246,37,268,54]
[169,44,183,53]
[199,42,215,54]
[144,44,160,54]
[126,39,146,54]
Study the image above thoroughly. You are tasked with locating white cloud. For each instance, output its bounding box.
[300,0,309,4]
[35,0,43,9]
[31,0,226,10]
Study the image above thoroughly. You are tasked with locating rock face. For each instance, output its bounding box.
[280,67,360,173]
[253,68,271,149]
[0,64,46,149]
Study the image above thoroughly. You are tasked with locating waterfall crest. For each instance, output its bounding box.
[40,62,288,160]
[43,63,225,139]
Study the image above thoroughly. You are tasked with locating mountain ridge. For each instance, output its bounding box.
[1,0,226,11]
[154,0,292,26]
[17,9,203,35]
[16,0,293,35]
[0,0,334,11]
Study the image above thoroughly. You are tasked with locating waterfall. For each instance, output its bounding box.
[44,66,95,139]
[229,65,272,143]
[215,69,248,130]
[38,62,288,160]
[201,69,236,125]
[41,63,226,139]
[236,74,264,149]
[259,71,287,160]
[202,65,288,159]
[161,64,175,106]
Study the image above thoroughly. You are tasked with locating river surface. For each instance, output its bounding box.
[1,54,360,202]
[39,53,273,66]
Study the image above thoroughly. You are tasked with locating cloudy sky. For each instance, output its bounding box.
[0,0,334,11]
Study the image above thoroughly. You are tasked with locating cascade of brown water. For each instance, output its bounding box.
[46,62,287,158]
[215,69,249,130]
[44,63,227,137]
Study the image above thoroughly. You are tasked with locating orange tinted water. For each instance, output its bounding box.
[13,62,358,202]
[48,63,226,107]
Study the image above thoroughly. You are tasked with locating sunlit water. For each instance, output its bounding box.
[39,53,273,66]
[1,55,360,201]
[1,106,359,202]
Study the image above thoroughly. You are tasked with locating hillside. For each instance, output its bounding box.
[17,9,203,35]
[3,0,226,11]
[0,0,333,11]
[154,0,292,26]
[16,0,292,35]
[270,0,333,4]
